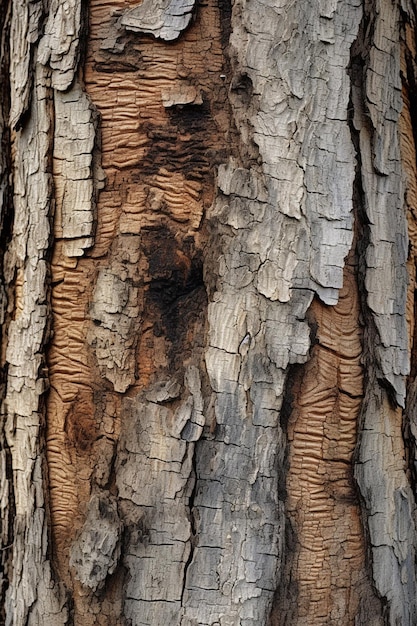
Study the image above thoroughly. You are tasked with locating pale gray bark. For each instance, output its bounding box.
[352,4,417,624]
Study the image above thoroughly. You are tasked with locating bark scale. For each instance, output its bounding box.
[0,0,417,625]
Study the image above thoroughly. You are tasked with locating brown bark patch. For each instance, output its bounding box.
[279,260,376,625]
[46,0,230,621]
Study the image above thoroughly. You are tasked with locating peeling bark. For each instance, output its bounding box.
[1,0,417,625]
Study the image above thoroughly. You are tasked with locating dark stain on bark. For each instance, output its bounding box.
[143,226,207,370]
[142,103,223,182]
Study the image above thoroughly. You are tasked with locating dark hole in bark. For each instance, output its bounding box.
[146,228,202,303]
[143,226,206,362]
[167,100,209,130]
[148,259,204,306]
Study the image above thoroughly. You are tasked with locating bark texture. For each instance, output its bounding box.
[1,0,417,625]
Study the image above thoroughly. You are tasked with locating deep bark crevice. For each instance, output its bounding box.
[348,22,388,623]
[401,5,417,501]
[268,363,304,626]
[180,442,198,608]
[348,5,417,623]
[0,1,14,621]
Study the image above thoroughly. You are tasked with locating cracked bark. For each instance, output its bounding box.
[1,0,417,625]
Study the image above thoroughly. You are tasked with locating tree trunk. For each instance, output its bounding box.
[1,0,417,624]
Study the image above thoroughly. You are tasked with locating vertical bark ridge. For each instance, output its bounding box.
[352,0,409,406]
[5,0,91,622]
[351,3,417,624]
[400,11,417,625]
[182,1,363,624]
[4,62,69,626]
[401,1,417,498]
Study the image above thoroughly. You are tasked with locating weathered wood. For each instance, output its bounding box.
[181,1,363,623]
[4,62,69,625]
[121,0,196,42]
[350,3,417,624]
[53,81,100,257]
[352,0,409,407]
[279,260,383,625]
[1,0,417,624]
[0,2,12,618]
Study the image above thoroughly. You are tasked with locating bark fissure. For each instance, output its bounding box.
[0,2,14,617]
[401,1,417,504]
[179,439,198,608]
[350,4,417,624]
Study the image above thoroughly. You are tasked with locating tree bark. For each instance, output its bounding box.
[1,0,417,624]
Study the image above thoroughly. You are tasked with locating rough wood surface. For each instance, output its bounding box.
[0,3,12,618]
[45,0,227,622]
[1,0,417,624]
[4,63,69,625]
[350,4,417,624]
[53,81,101,257]
[37,0,81,90]
[280,260,383,625]
[182,1,363,623]
[121,0,196,42]
[9,0,42,129]
[352,0,409,407]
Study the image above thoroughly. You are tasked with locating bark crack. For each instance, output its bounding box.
[180,441,198,610]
